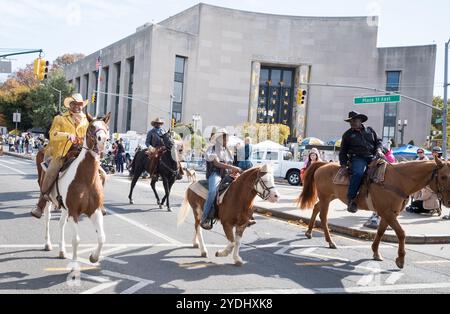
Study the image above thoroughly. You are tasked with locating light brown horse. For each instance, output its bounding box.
[177,164,280,266]
[296,157,450,268]
[36,113,111,266]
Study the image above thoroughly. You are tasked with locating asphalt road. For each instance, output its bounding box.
[1,154,450,294]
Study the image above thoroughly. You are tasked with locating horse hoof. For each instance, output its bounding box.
[167,208,172,212]
[129,199,134,205]
[44,244,52,251]
[329,243,337,249]
[373,254,383,261]
[201,252,208,258]
[89,254,99,264]
[159,205,163,209]
[395,258,404,269]
[193,243,199,248]
[234,260,244,267]
[58,251,66,259]
[305,231,312,239]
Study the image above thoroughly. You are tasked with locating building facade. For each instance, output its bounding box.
[64,3,436,145]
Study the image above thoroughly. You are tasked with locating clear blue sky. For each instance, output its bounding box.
[1,0,449,96]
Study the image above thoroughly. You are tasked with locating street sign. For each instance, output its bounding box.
[354,95,401,105]
[13,112,21,123]
[0,60,12,73]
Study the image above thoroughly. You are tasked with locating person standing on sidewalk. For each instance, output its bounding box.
[116,138,125,174]
[339,111,384,213]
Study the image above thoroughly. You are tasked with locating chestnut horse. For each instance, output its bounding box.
[296,157,450,269]
[36,113,111,266]
[177,164,280,266]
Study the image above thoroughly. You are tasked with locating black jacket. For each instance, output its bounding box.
[339,125,383,166]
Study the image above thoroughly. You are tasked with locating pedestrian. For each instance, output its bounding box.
[300,147,321,183]
[237,137,254,171]
[416,148,429,161]
[431,146,443,160]
[406,186,441,216]
[116,138,125,173]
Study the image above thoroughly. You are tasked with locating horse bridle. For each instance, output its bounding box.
[254,170,275,200]
[84,122,109,154]
[429,165,450,202]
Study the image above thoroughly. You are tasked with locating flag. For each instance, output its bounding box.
[96,56,101,71]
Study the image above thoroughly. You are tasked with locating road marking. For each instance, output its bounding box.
[0,163,26,174]
[385,272,405,285]
[296,262,339,266]
[238,282,450,294]
[120,281,153,294]
[81,282,119,294]
[414,260,450,264]
[179,262,219,269]
[106,208,183,245]
[45,266,98,272]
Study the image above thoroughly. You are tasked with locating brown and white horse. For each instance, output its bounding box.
[40,113,111,265]
[177,164,280,266]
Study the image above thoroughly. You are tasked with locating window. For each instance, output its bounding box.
[75,77,80,93]
[172,56,186,122]
[126,58,134,131]
[252,150,264,160]
[103,67,109,116]
[266,151,279,161]
[382,71,401,143]
[113,62,121,133]
[283,151,293,161]
[83,74,89,112]
[92,71,98,116]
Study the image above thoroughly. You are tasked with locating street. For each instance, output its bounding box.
[1,154,450,294]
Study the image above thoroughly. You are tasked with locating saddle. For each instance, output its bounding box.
[145,147,166,177]
[333,159,387,186]
[191,175,236,219]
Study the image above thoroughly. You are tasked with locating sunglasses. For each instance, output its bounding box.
[417,151,424,154]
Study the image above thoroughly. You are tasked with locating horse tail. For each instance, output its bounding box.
[177,188,191,226]
[296,162,327,209]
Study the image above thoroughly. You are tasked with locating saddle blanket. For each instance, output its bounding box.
[189,180,231,205]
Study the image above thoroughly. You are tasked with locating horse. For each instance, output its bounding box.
[128,131,182,211]
[177,164,280,266]
[296,157,450,269]
[36,113,111,265]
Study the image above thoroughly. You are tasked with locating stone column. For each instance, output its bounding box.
[248,61,261,123]
[292,65,310,142]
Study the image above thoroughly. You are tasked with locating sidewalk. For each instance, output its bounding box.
[2,145,36,161]
[254,186,450,244]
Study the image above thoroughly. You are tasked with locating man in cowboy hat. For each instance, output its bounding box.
[146,117,166,149]
[31,93,90,219]
[201,128,242,230]
[339,111,383,213]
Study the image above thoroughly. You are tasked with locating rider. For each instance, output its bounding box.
[31,93,90,219]
[339,111,383,213]
[145,117,167,177]
[200,128,241,230]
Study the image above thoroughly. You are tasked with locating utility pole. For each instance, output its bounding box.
[169,94,174,128]
[443,39,450,160]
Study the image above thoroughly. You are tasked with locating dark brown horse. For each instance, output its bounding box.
[177,164,280,266]
[296,157,450,268]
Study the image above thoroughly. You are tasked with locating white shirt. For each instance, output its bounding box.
[205,144,233,164]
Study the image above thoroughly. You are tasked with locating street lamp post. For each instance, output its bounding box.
[398,119,408,146]
[49,86,62,113]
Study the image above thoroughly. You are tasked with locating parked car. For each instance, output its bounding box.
[251,147,304,185]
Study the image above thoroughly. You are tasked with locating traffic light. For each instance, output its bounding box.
[297,88,307,105]
[91,93,96,104]
[36,58,49,81]
[171,118,176,128]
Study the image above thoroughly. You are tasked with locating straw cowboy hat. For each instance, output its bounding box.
[210,128,228,143]
[344,110,368,123]
[63,93,89,108]
[151,117,165,127]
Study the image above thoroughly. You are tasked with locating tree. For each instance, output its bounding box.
[51,53,85,71]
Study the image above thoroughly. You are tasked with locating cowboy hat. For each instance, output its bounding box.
[63,93,89,108]
[151,117,165,127]
[344,111,368,123]
[210,128,229,143]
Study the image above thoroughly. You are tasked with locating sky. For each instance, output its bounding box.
[1,0,449,96]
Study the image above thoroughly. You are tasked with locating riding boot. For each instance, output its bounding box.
[31,195,47,219]
[347,199,358,213]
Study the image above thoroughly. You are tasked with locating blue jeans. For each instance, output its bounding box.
[202,172,221,222]
[116,153,124,173]
[347,156,372,201]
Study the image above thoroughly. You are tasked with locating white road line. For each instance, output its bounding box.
[80,282,118,294]
[415,260,450,264]
[107,208,182,245]
[385,272,405,285]
[120,281,153,294]
[0,163,26,174]
[238,282,450,294]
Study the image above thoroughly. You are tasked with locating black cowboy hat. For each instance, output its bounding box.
[344,111,368,123]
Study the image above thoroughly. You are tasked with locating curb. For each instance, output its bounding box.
[2,151,35,161]
[254,206,450,245]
